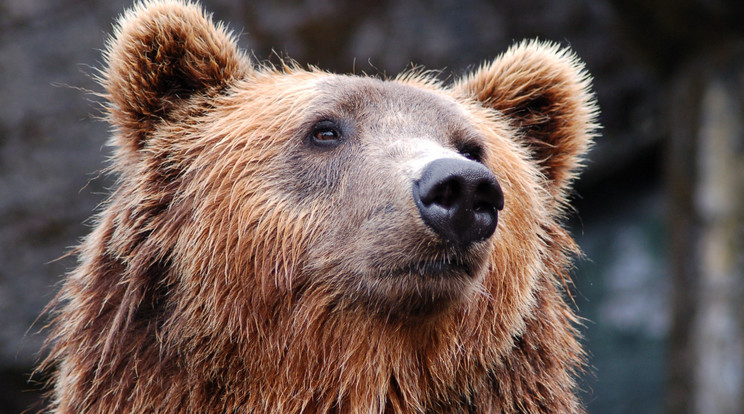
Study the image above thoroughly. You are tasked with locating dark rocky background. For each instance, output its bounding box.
[2,1,742,413]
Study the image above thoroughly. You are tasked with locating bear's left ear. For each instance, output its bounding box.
[102,0,250,154]
[453,40,599,203]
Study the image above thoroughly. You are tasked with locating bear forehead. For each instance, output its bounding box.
[308,76,478,136]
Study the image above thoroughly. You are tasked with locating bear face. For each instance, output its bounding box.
[160,73,549,323]
[247,76,508,318]
[43,1,598,412]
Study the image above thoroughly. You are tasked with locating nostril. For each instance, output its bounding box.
[421,177,462,209]
[475,180,504,212]
[473,200,493,213]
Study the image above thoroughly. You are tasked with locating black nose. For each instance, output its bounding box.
[413,158,504,246]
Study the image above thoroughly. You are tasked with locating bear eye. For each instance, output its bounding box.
[458,142,484,163]
[309,120,343,148]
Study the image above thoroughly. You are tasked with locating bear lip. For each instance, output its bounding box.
[387,259,472,279]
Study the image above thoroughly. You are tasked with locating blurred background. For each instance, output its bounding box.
[1,0,743,412]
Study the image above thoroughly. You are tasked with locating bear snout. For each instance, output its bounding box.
[413,158,504,246]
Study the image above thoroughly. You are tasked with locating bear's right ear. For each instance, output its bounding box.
[103,0,249,151]
[453,41,598,206]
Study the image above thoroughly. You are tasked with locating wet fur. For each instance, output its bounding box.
[40,1,598,413]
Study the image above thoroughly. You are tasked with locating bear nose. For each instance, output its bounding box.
[413,158,504,246]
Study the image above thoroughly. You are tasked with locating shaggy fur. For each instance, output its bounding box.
[41,1,599,413]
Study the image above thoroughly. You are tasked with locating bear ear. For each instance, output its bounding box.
[102,0,249,151]
[453,40,599,203]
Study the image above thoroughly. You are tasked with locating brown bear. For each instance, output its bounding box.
[41,0,598,412]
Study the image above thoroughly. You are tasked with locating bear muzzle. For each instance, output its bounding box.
[413,158,504,246]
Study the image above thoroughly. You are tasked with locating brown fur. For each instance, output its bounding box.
[41,1,599,413]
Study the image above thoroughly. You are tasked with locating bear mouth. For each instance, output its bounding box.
[346,240,492,317]
[388,259,472,280]
[360,257,480,318]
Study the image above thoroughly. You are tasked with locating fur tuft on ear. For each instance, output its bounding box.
[454,40,599,204]
[102,0,249,152]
